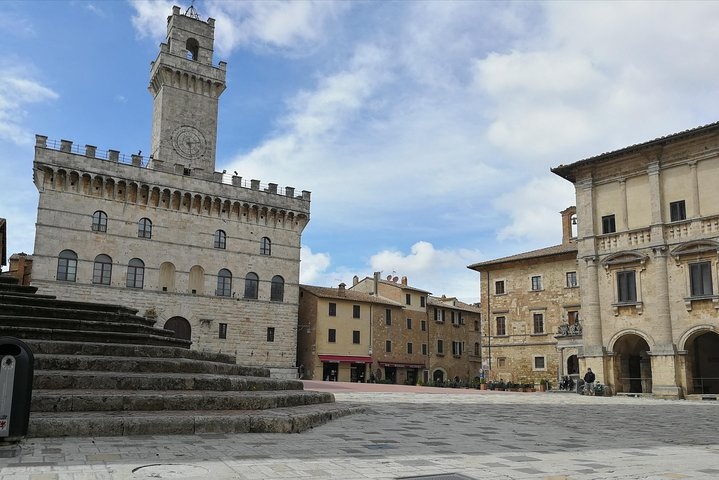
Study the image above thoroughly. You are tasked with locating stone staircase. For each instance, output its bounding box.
[0,275,362,437]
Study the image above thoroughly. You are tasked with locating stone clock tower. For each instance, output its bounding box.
[148,5,226,175]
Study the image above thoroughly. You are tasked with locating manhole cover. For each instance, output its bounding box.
[132,463,209,478]
[397,474,477,480]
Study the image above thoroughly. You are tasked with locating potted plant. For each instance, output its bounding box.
[480,378,487,390]
[539,378,548,392]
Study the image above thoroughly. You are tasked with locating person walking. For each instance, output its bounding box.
[583,368,596,395]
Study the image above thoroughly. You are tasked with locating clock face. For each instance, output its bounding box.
[172,126,206,159]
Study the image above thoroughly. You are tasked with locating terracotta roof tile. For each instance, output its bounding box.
[467,242,577,270]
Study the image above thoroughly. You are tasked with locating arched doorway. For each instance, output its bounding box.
[164,316,191,341]
[433,369,445,384]
[686,331,719,394]
[567,355,579,375]
[613,334,652,393]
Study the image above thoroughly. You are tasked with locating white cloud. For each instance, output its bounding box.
[207,1,347,55]
[0,68,58,145]
[129,0,175,41]
[299,245,331,284]
[130,1,347,56]
[369,241,483,302]
[496,177,575,244]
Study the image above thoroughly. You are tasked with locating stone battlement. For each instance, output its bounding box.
[34,134,310,201]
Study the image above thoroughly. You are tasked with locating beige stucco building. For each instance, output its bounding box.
[30,6,309,378]
[297,283,402,382]
[468,208,581,386]
[553,122,719,398]
[298,274,482,385]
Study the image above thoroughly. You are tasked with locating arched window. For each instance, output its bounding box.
[56,249,78,282]
[189,265,204,294]
[126,258,145,289]
[474,342,480,356]
[138,218,152,239]
[91,210,107,232]
[270,275,284,302]
[216,268,232,297]
[186,38,199,60]
[244,272,259,299]
[214,229,226,249]
[260,237,271,255]
[92,254,112,285]
[159,262,176,292]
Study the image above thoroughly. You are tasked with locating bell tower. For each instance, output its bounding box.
[148,5,226,175]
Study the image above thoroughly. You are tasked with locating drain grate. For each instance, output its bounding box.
[397,474,477,480]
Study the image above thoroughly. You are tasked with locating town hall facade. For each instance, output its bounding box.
[30,6,309,378]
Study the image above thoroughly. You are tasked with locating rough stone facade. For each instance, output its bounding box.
[553,121,719,398]
[30,6,309,378]
[427,295,483,383]
[468,209,581,387]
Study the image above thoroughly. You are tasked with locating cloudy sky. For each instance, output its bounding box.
[2,1,718,302]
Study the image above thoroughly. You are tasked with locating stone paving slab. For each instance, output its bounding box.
[1,387,719,479]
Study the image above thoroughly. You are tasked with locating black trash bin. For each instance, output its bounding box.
[0,337,34,439]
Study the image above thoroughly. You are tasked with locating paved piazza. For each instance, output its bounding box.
[1,382,718,479]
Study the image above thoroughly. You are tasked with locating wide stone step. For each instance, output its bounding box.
[31,389,333,412]
[0,275,20,284]
[0,326,191,348]
[33,370,303,391]
[0,303,155,326]
[0,294,138,315]
[25,340,239,366]
[0,315,171,336]
[28,403,366,437]
[0,283,39,295]
[34,354,266,377]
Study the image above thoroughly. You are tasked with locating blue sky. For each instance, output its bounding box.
[2,1,719,302]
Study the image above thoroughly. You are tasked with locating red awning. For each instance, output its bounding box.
[379,362,426,368]
[319,355,373,363]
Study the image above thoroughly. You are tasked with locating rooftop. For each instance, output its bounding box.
[552,121,719,182]
[300,285,403,306]
[467,241,577,271]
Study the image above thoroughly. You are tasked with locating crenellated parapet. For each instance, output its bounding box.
[33,135,310,231]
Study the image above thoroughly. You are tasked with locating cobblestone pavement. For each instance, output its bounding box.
[1,384,718,480]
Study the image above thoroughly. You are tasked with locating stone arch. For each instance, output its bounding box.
[611,332,653,394]
[432,368,446,383]
[55,169,67,190]
[567,354,579,375]
[149,187,161,207]
[160,189,171,208]
[127,182,138,203]
[91,176,103,197]
[222,200,231,218]
[182,192,192,212]
[203,196,212,215]
[68,171,80,193]
[192,194,202,214]
[607,328,655,352]
[171,190,181,210]
[139,184,150,205]
[683,328,719,394]
[164,316,191,341]
[116,180,127,201]
[104,177,115,199]
[80,173,92,194]
[211,197,222,216]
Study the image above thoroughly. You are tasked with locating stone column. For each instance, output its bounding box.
[619,179,628,231]
[689,160,700,218]
[649,246,680,398]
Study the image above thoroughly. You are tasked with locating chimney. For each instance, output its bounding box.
[401,276,407,286]
[352,275,359,286]
[560,206,577,245]
[338,283,346,297]
[373,271,380,295]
